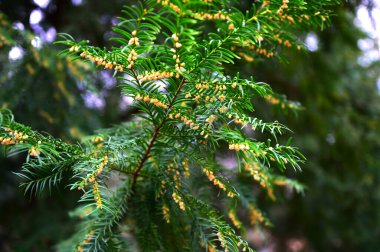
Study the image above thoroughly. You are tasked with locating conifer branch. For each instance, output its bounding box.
[0,0,340,250]
[131,77,186,190]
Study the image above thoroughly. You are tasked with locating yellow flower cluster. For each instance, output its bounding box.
[203,168,235,198]
[195,94,214,104]
[281,14,295,24]
[244,162,268,187]
[167,163,181,189]
[172,192,185,210]
[244,162,276,200]
[96,156,108,175]
[191,81,230,105]
[266,94,298,109]
[92,180,102,208]
[170,33,186,72]
[69,45,80,52]
[182,159,190,178]
[301,14,310,21]
[283,40,292,47]
[316,11,327,22]
[215,84,227,91]
[217,231,227,250]
[229,142,250,151]
[127,49,138,69]
[227,113,259,131]
[162,203,170,223]
[79,51,124,72]
[266,95,298,109]
[228,210,242,229]
[135,94,168,109]
[200,130,209,140]
[205,114,217,125]
[159,180,166,196]
[168,112,200,130]
[219,106,228,113]
[1,130,41,158]
[195,82,210,90]
[265,94,280,105]
[157,0,181,13]
[217,94,227,102]
[29,146,41,157]
[77,156,108,192]
[137,70,174,82]
[87,156,109,183]
[77,230,94,250]
[91,136,104,148]
[192,11,231,21]
[276,0,289,15]
[0,128,28,145]
[249,205,266,226]
[128,30,140,46]
[236,52,254,62]
[172,33,180,44]
[231,41,274,62]
[238,44,275,58]
[273,35,292,48]
[174,56,186,72]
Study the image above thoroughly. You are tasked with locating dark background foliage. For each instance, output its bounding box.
[0,0,379,251]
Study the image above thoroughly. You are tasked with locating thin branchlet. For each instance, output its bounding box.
[131,77,186,190]
[0,0,338,251]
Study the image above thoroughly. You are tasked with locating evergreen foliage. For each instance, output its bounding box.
[252,4,380,250]
[0,13,105,138]
[0,0,338,251]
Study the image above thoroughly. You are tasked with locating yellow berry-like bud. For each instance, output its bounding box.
[171,33,179,41]
[175,42,182,48]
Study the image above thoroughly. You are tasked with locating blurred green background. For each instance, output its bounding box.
[0,0,379,251]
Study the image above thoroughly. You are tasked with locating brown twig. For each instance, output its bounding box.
[130,77,186,190]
